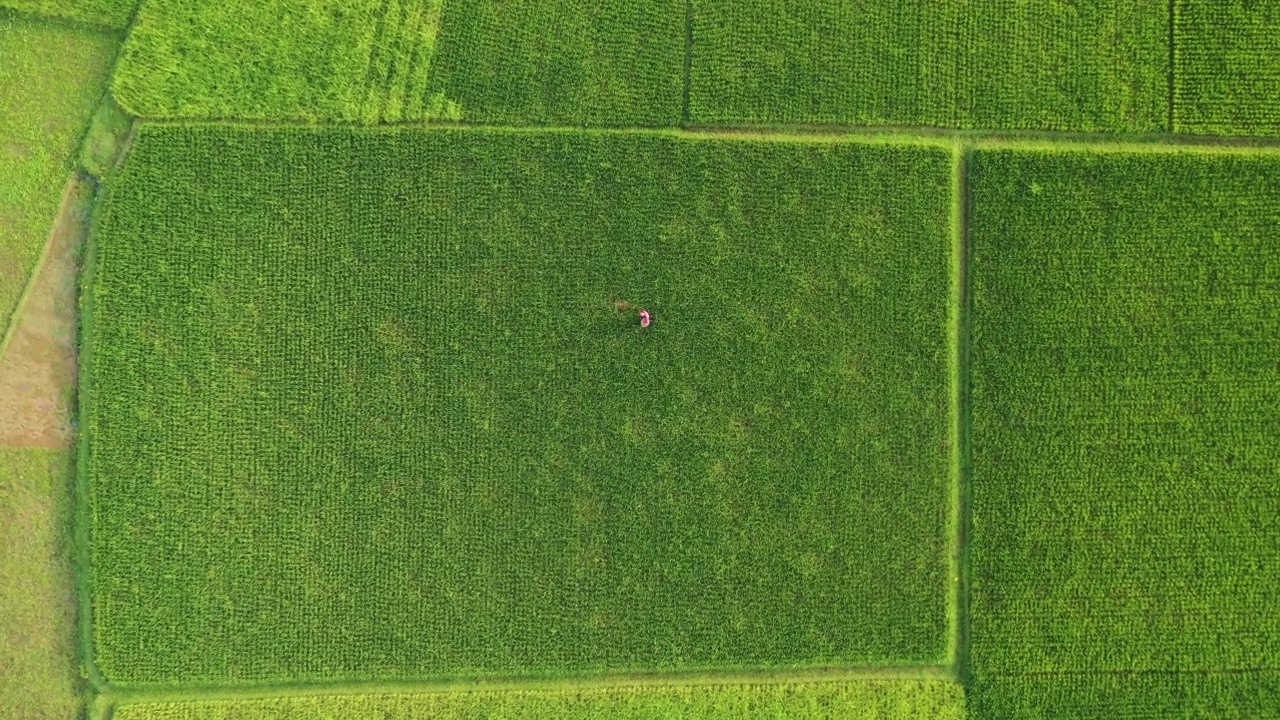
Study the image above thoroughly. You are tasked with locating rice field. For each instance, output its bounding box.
[1,1,1278,717]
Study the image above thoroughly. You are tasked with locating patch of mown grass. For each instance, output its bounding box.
[0,448,83,720]
[110,679,967,720]
[87,125,955,685]
[968,149,1280,706]
[0,12,118,342]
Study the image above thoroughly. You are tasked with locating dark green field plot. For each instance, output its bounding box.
[690,0,1168,132]
[87,126,956,685]
[968,149,1280,703]
[969,671,1280,720]
[111,0,684,126]
[425,0,685,126]
[1174,0,1280,136]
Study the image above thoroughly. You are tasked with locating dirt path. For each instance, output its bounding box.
[0,173,92,448]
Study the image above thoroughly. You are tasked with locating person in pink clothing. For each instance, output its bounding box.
[613,299,652,328]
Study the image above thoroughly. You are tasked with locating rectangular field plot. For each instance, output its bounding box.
[1174,0,1280,136]
[112,0,684,126]
[689,0,1168,132]
[969,671,1280,720]
[424,0,685,126]
[113,0,444,123]
[87,127,956,685]
[111,679,967,720]
[969,150,1280,682]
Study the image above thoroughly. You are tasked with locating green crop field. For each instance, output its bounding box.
[0,0,134,29]
[110,679,967,720]
[113,0,452,123]
[0,13,118,339]
[968,671,1280,720]
[86,125,956,686]
[423,0,685,126]
[112,0,684,126]
[1174,0,1280,136]
[689,0,1168,132]
[3,0,1280,716]
[968,148,1280,714]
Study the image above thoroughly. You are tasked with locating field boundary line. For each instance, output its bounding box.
[1167,0,1177,132]
[945,141,973,682]
[0,173,81,365]
[981,667,1280,680]
[101,665,954,706]
[75,172,109,693]
[134,117,1280,152]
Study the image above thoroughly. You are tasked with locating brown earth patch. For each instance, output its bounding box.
[0,174,92,449]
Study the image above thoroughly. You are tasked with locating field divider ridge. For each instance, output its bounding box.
[946,140,973,683]
[131,116,1280,152]
[74,170,112,694]
[101,664,955,707]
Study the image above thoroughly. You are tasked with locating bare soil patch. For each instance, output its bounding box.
[0,174,92,449]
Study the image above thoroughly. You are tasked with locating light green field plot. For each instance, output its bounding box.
[111,679,967,720]
[689,0,1168,132]
[112,0,684,126]
[113,0,450,123]
[0,0,134,29]
[0,448,81,720]
[0,13,118,339]
[968,149,1280,707]
[86,125,955,686]
[1174,0,1280,136]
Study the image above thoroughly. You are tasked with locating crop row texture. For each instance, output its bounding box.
[968,150,1280,694]
[113,0,455,123]
[110,680,966,719]
[1174,0,1280,136]
[424,0,685,126]
[109,0,684,126]
[87,125,955,685]
[968,671,1280,720]
[689,0,1168,132]
[0,0,135,29]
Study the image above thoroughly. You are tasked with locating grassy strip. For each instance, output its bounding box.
[104,665,954,705]
[0,448,83,719]
[109,679,966,720]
